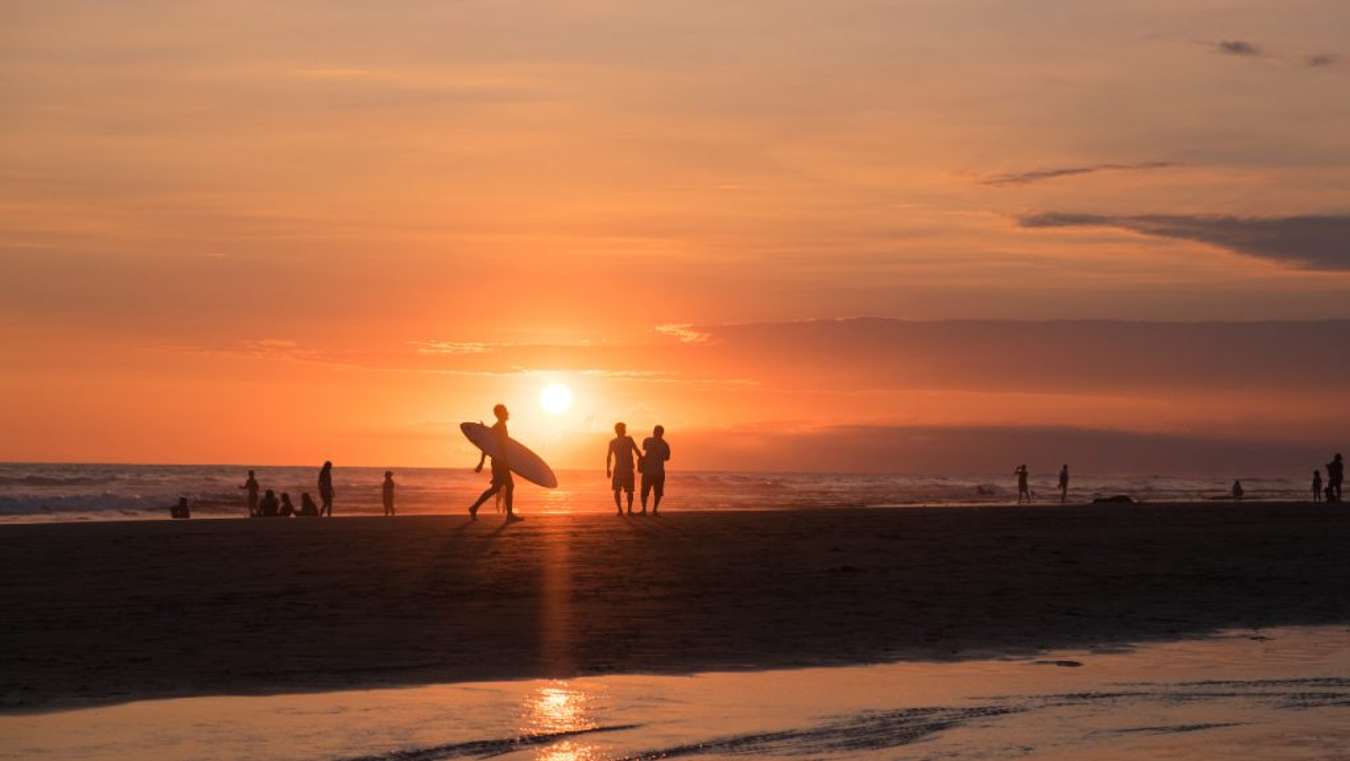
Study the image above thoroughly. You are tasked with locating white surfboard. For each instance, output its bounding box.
[459,422,559,489]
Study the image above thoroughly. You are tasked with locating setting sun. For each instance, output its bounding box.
[539,384,573,415]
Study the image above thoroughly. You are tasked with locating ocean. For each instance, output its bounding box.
[0,462,1309,522]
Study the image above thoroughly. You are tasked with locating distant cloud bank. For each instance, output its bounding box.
[1018,213,1350,270]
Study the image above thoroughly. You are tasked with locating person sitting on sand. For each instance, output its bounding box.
[278,492,295,517]
[1058,464,1070,504]
[607,422,642,516]
[382,471,396,517]
[1232,480,1244,501]
[298,492,320,517]
[318,461,335,517]
[1313,470,1323,503]
[640,425,671,515]
[240,470,259,517]
[170,497,191,519]
[468,404,521,522]
[1015,464,1031,504]
[1328,454,1344,503]
[258,489,279,517]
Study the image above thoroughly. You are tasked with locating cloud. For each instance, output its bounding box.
[982,161,1176,187]
[655,323,712,344]
[1215,40,1262,57]
[410,340,495,355]
[1306,53,1338,67]
[1017,213,1350,270]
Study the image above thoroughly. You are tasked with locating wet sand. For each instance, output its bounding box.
[3,503,1349,711]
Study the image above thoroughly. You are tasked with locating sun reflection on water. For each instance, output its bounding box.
[522,682,603,760]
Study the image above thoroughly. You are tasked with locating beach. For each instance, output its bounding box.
[3,503,1349,712]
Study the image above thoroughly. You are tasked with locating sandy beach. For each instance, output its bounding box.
[3,503,1349,712]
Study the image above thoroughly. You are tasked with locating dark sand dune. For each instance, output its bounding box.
[2,503,1349,711]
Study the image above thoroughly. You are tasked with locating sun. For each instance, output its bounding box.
[539,383,573,415]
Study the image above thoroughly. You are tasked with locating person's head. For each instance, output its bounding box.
[385,470,393,479]
[653,424,665,439]
[322,460,332,470]
[302,492,314,504]
[1062,464,1067,469]
[178,497,188,507]
[281,492,292,503]
[265,489,275,498]
[615,422,627,436]
[493,403,509,421]
[1337,453,1344,462]
[247,469,255,477]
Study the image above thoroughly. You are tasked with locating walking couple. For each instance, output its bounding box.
[607,423,670,515]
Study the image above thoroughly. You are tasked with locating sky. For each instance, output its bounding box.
[3,1,1348,472]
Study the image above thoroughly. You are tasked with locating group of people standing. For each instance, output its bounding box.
[238,461,382,518]
[1313,453,1344,503]
[1014,464,1073,504]
[1015,453,1345,505]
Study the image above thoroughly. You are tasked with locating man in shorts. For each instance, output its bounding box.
[640,425,671,515]
[469,404,521,522]
[606,422,642,515]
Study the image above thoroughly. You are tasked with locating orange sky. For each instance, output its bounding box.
[3,1,1349,470]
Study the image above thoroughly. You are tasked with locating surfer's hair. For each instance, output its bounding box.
[654,425,664,436]
[615,422,626,434]
[493,403,507,419]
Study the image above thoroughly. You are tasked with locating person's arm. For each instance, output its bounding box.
[629,438,642,458]
[474,451,486,473]
[606,442,614,477]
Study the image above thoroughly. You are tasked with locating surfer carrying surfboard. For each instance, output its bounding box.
[468,404,521,522]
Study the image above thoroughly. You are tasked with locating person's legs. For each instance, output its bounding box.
[613,488,623,515]
[626,484,634,514]
[652,474,664,512]
[502,480,517,519]
[469,484,499,518]
[640,476,651,513]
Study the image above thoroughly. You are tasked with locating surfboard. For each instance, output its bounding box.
[459,422,559,489]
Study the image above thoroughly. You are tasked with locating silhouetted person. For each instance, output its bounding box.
[641,425,671,515]
[382,471,396,516]
[279,492,295,517]
[170,497,190,519]
[299,492,320,517]
[1313,470,1323,503]
[258,489,279,517]
[1058,464,1069,504]
[1329,453,1344,503]
[241,470,259,517]
[318,461,334,517]
[469,404,520,522]
[1015,464,1030,504]
[607,422,641,515]
[1232,480,1244,501]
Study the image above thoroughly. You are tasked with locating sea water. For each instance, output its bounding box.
[4,626,1349,760]
[0,463,1309,522]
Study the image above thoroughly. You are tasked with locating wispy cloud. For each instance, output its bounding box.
[655,324,712,344]
[1215,40,1263,58]
[410,340,495,355]
[982,161,1176,187]
[1018,212,1350,270]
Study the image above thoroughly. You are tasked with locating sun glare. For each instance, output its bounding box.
[539,383,573,415]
